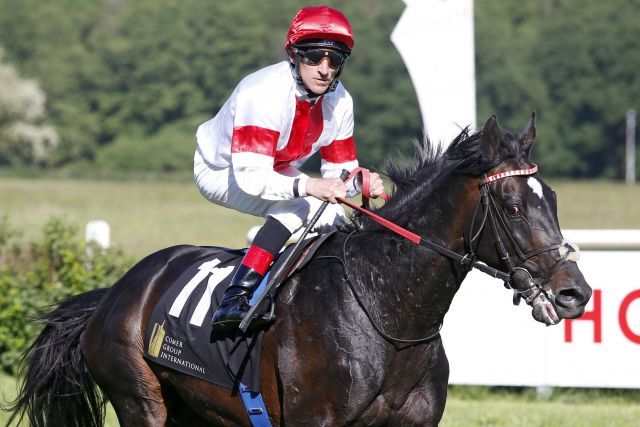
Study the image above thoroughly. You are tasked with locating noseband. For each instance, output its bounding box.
[468,164,580,306]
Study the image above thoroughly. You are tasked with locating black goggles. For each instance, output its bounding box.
[296,48,347,69]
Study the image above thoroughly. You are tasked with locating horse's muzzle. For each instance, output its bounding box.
[548,260,592,319]
[553,284,592,320]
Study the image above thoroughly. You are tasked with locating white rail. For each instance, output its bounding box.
[563,229,640,249]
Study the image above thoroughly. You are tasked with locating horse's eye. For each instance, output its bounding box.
[505,205,521,216]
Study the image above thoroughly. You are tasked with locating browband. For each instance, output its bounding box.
[480,164,538,185]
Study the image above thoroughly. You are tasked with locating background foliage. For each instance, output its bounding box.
[0,216,132,374]
[475,0,640,178]
[0,0,637,178]
[0,49,59,167]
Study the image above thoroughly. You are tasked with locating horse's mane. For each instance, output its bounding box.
[352,125,522,227]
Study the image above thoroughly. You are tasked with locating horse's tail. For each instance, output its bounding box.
[4,288,109,427]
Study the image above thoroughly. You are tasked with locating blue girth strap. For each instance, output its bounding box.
[238,381,272,426]
[239,271,272,426]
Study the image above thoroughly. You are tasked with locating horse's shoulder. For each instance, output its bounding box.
[309,230,346,256]
[277,232,347,304]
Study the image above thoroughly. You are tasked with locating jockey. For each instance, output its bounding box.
[194,5,384,331]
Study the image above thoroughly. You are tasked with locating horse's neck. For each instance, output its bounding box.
[351,175,477,336]
[408,173,475,239]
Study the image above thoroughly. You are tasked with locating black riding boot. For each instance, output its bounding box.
[211,264,265,331]
[211,216,292,332]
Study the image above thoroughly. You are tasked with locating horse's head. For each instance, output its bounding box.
[467,114,592,325]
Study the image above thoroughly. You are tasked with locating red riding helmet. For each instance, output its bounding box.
[285,5,354,52]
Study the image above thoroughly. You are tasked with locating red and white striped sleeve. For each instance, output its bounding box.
[230,89,301,200]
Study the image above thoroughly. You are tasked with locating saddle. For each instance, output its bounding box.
[143,232,335,392]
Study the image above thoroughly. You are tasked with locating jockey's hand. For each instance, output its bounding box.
[369,173,385,198]
[305,177,347,204]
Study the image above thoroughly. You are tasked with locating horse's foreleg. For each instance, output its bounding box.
[396,342,449,426]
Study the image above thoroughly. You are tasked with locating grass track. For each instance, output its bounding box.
[442,392,640,426]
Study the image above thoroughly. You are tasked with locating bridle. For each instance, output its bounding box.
[332,164,579,345]
[468,163,580,307]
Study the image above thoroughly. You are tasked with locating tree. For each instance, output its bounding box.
[0,0,422,174]
[0,49,59,167]
[475,0,640,178]
[533,0,640,178]
[1,0,636,178]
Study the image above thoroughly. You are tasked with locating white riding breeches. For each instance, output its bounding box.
[194,150,346,234]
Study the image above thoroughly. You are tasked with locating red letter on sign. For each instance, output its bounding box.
[619,290,640,345]
[564,289,602,343]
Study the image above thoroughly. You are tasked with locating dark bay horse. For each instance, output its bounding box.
[7,115,591,426]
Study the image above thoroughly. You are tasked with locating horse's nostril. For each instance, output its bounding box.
[559,288,579,298]
[556,288,583,307]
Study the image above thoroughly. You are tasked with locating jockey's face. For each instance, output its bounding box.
[298,53,338,95]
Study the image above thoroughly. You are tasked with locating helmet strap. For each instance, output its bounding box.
[327,62,345,92]
[288,52,344,99]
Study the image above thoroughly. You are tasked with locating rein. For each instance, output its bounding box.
[333,165,578,345]
[316,230,443,346]
[339,167,516,282]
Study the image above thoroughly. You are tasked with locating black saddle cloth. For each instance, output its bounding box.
[144,247,266,391]
[143,234,333,392]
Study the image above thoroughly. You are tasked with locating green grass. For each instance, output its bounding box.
[0,177,264,257]
[550,180,640,229]
[442,395,640,426]
[1,372,18,425]
[440,386,640,427]
[1,371,119,426]
[441,386,640,426]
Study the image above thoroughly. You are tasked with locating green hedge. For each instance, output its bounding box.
[0,216,133,375]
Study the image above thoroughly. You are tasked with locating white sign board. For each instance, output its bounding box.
[391,0,476,147]
[442,247,640,388]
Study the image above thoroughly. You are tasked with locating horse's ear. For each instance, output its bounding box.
[481,114,502,163]
[520,112,537,155]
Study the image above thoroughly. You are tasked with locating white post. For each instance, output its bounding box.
[391,0,476,149]
[85,220,110,249]
[536,385,554,400]
[626,109,636,185]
